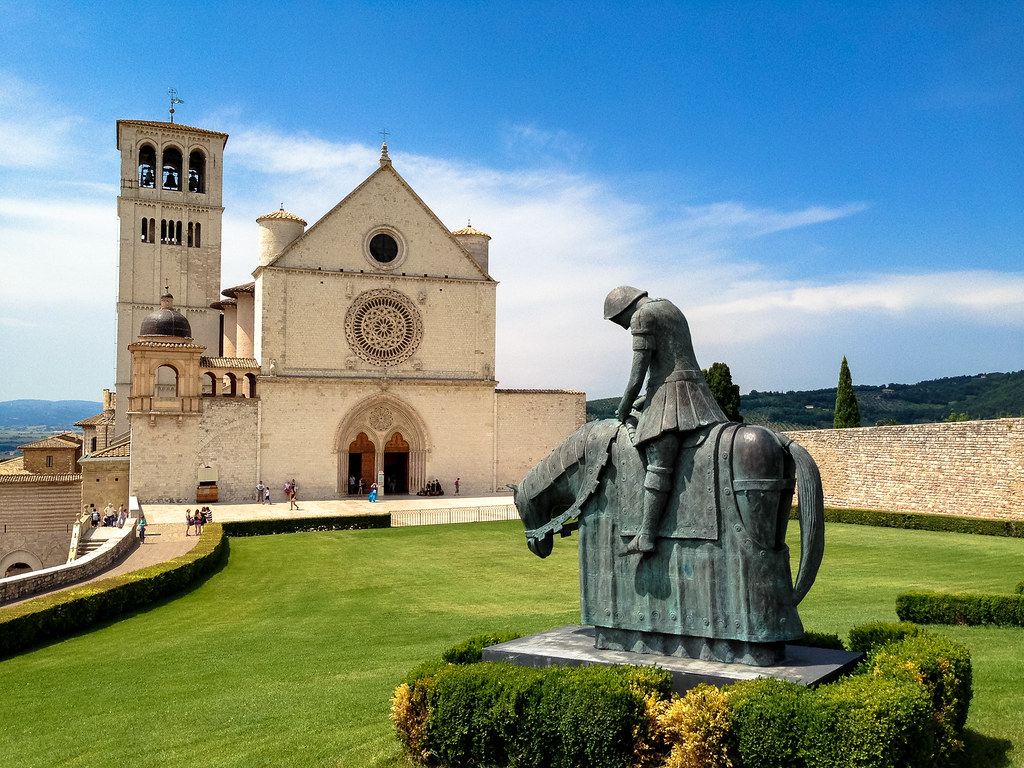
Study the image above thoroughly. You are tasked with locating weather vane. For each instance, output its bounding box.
[168,88,184,123]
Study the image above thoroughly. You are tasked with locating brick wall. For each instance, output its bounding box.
[785,418,1024,519]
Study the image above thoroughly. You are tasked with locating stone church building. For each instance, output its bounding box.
[113,119,584,503]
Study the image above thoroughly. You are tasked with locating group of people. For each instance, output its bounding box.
[416,479,446,497]
[91,502,128,528]
[185,507,212,536]
[255,479,299,508]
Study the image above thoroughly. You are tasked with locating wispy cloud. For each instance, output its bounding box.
[0,73,82,170]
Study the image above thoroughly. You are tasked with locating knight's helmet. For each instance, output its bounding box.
[603,286,648,321]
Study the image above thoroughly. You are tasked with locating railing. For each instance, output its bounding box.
[67,512,90,562]
[390,504,520,527]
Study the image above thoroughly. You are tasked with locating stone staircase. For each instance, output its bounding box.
[77,527,123,558]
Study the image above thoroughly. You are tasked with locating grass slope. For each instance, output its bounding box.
[0,522,1021,767]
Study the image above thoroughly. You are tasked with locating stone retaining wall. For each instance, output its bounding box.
[0,521,138,605]
[785,418,1024,519]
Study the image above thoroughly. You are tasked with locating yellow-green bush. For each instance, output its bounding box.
[394,624,972,768]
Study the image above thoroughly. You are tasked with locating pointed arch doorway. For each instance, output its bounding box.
[337,396,428,497]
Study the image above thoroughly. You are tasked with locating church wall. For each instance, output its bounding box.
[256,377,499,499]
[277,171,487,281]
[81,457,130,513]
[129,400,258,503]
[495,390,587,488]
[257,269,495,381]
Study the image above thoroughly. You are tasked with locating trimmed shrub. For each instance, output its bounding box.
[442,630,522,664]
[867,633,973,764]
[221,513,389,537]
[896,589,1024,627]
[847,621,923,654]
[800,674,934,768]
[727,677,809,768]
[789,506,1024,538]
[0,524,228,659]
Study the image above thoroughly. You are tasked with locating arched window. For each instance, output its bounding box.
[161,147,183,190]
[90,437,97,453]
[194,221,201,247]
[188,222,194,247]
[155,365,179,398]
[188,150,206,193]
[162,219,183,245]
[149,218,156,243]
[202,372,217,396]
[138,144,157,188]
[141,217,149,243]
[222,373,237,397]
[187,222,202,248]
[245,373,257,398]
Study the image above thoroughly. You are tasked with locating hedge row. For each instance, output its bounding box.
[790,506,1024,538]
[0,523,228,660]
[392,623,973,768]
[221,512,390,537]
[897,589,1024,627]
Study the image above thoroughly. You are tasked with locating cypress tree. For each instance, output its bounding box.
[703,361,743,422]
[834,356,861,428]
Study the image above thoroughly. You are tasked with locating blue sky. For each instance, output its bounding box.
[0,1,1021,402]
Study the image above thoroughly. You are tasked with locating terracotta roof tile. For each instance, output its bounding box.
[201,357,260,369]
[0,457,29,475]
[0,472,82,484]
[222,282,255,298]
[82,436,131,460]
[452,224,491,238]
[18,435,82,450]
[257,209,307,226]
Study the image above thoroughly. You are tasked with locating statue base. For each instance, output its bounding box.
[481,625,864,694]
[595,626,785,666]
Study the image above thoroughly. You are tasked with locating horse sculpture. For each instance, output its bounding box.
[511,417,825,666]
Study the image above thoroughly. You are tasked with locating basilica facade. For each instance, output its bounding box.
[113,119,584,503]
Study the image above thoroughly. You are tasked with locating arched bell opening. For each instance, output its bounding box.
[161,146,183,190]
[138,144,156,188]
[188,150,206,193]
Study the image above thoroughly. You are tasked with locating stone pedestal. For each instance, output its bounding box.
[482,625,864,694]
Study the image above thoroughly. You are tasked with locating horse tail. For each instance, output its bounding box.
[785,438,825,604]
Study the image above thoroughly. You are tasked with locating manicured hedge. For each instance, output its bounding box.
[896,589,1024,627]
[394,624,973,768]
[221,513,390,537]
[0,524,228,660]
[791,506,1024,538]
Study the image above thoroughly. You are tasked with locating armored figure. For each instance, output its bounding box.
[604,286,728,553]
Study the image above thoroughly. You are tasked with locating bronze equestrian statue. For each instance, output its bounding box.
[512,288,825,666]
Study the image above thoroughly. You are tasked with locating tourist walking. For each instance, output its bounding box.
[138,516,147,543]
[455,477,460,495]
[368,482,378,502]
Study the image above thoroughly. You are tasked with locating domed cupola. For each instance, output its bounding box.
[139,293,192,339]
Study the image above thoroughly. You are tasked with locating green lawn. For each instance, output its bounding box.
[0,521,1021,767]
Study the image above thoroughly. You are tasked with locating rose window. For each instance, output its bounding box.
[345,289,423,366]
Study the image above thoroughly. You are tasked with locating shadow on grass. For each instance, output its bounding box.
[961,729,1014,768]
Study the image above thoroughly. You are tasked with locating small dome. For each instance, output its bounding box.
[140,294,192,338]
[256,207,307,226]
[452,222,491,239]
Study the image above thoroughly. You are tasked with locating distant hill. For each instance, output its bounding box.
[0,400,103,428]
[0,400,102,456]
[587,371,1024,430]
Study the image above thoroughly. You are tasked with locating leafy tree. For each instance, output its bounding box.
[833,356,861,428]
[943,411,970,422]
[703,362,743,422]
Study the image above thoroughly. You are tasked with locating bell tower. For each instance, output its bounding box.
[113,120,229,434]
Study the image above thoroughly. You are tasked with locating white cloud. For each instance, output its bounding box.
[1,118,1021,403]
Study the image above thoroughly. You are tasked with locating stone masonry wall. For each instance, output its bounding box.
[496,390,587,490]
[785,418,1024,520]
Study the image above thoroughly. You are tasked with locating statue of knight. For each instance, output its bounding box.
[604,286,730,554]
